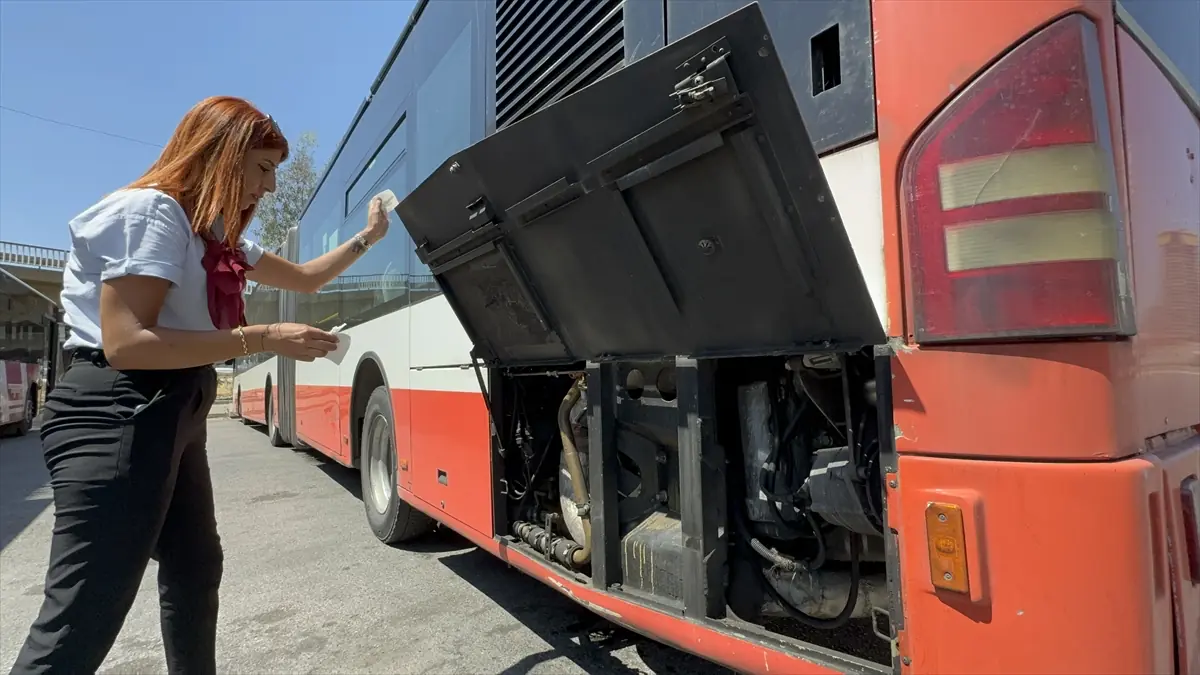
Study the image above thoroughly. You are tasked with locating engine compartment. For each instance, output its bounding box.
[492,351,892,665]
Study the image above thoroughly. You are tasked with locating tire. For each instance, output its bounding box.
[266,393,286,447]
[360,385,432,544]
[15,391,35,436]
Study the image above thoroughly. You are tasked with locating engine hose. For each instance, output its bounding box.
[735,502,805,571]
[764,531,861,630]
[738,506,823,571]
[750,538,801,572]
[558,377,591,567]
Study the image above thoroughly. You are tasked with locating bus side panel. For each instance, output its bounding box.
[295,380,344,462]
[1,361,18,425]
[1116,26,1200,441]
[408,294,492,536]
[894,452,1175,674]
[240,383,267,425]
[235,357,275,426]
[408,367,492,537]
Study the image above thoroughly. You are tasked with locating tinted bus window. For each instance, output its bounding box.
[414,23,474,182]
[299,1,488,330]
[236,280,281,372]
[1122,0,1200,95]
[339,155,413,328]
[346,117,408,217]
[407,18,479,306]
[298,198,345,331]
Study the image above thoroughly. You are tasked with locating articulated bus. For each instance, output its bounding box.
[234,0,1200,672]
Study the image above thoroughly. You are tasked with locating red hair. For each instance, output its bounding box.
[126,96,289,247]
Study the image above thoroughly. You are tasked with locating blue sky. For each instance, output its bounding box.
[0,0,416,250]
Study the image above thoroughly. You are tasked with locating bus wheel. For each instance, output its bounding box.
[266,396,286,447]
[16,392,35,436]
[360,385,432,544]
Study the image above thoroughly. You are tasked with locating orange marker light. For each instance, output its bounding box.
[926,502,970,594]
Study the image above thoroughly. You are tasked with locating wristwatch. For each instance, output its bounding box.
[353,233,372,252]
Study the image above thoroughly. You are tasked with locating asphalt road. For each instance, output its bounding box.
[1,418,734,675]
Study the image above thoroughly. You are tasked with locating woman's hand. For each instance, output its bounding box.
[261,323,338,362]
[361,196,389,246]
[245,196,392,295]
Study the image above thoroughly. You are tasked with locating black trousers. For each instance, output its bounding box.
[10,352,220,675]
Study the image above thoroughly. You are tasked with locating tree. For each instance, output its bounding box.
[252,131,320,251]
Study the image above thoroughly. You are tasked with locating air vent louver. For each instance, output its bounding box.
[496,0,624,128]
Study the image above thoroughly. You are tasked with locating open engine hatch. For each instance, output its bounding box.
[396,3,885,368]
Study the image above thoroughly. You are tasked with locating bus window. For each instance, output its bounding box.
[338,155,413,329]
[414,22,474,182]
[1121,0,1200,94]
[406,20,476,309]
[237,280,281,372]
[298,198,345,331]
[346,118,408,218]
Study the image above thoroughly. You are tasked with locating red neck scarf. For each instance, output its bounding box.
[200,237,255,330]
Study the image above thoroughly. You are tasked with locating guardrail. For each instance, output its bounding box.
[246,274,438,295]
[0,241,69,271]
[324,274,436,292]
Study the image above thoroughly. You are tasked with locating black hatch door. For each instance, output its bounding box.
[396,3,885,368]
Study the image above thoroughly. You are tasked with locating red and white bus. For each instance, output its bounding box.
[234,0,1199,672]
[1,268,65,436]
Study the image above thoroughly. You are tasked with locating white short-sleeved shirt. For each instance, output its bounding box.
[61,188,265,350]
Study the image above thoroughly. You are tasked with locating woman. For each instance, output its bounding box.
[10,95,390,675]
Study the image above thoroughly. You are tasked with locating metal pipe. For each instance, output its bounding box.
[513,521,582,568]
[558,377,591,567]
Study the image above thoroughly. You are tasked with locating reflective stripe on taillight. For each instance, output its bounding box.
[945,210,1119,272]
[938,143,1110,210]
[901,14,1134,343]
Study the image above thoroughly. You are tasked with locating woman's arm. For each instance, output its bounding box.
[245,197,390,293]
[101,276,337,370]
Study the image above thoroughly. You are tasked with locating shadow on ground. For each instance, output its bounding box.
[0,431,52,552]
[438,548,732,675]
[289,431,733,674]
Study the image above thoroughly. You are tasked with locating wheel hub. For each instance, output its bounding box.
[367,413,393,515]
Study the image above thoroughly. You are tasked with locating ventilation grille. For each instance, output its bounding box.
[496,0,625,129]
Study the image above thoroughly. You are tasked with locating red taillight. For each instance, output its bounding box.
[901,14,1134,343]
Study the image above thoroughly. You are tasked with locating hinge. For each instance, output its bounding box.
[672,38,738,111]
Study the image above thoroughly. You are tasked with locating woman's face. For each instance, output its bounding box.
[241,148,284,209]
